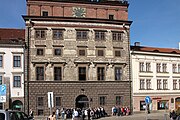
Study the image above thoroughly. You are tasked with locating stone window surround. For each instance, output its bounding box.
[52,29,64,40]
[35,65,45,81]
[53,65,63,81]
[13,55,21,68]
[78,64,88,81]
[53,47,63,56]
[36,48,45,56]
[97,65,106,81]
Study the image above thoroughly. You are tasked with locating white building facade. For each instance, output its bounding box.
[131,44,180,112]
[0,39,25,110]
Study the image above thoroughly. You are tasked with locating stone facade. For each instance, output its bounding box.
[24,0,132,116]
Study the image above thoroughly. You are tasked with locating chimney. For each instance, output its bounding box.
[134,42,140,46]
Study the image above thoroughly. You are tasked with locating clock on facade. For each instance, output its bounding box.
[73,7,86,18]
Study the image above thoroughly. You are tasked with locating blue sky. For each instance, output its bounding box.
[0,0,180,48]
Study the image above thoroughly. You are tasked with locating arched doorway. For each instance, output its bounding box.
[175,97,180,110]
[75,95,89,109]
[12,100,23,111]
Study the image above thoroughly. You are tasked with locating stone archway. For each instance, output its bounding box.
[12,100,23,111]
[75,95,89,109]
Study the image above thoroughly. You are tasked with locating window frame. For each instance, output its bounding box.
[36,48,44,56]
[55,96,62,107]
[97,66,105,81]
[13,75,21,88]
[116,96,123,106]
[52,29,63,40]
[42,11,48,16]
[112,31,123,41]
[54,48,62,56]
[76,30,88,40]
[115,67,122,80]
[54,66,62,81]
[140,79,145,90]
[35,29,46,39]
[78,66,87,81]
[13,55,21,68]
[36,66,45,80]
[0,55,3,67]
[99,96,106,106]
[95,31,105,41]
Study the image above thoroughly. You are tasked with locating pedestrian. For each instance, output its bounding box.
[48,112,56,120]
[56,108,59,120]
[170,109,177,120]
[29,108,34,118]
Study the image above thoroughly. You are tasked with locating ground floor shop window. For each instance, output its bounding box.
[157,100,169,110]
[140,101,146,111]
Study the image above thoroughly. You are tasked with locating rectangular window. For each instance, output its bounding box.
[178,64,180,73]
[13,76,21,87]
[140,79,145,90]
[53,30,63,40]
[79,67,86,80]
[116,96,122,105]
[139,62,144,72]
[37,97,44,106]
[0,76,2,85]
[35,30,46,39]
[163,79,168,90]
[95,31,105,41]
[0,55,3,67]
[146,63,151,72]
[54,67,62,80]
[156,63,161,73]
[109,15,114,20]
[97,67,105,80]
[76,31,88,40]
[162,63,167,72]
[173,79,177,90]
[79,49,86,56]
[42,11,48,16]
[157,79,162,90]
[36,67,44,80]
[37,49,44,56]
[97,50,104,56]
[112,32,122,41]
[37,109,44,116]
[54,48,61,56]
[115,67,122,80]
[146,79,151,90]
[173,64,177,73]
[115,50,121,57]
[99,96,106,106]
[13,56,21,67]
[55,97,61,107]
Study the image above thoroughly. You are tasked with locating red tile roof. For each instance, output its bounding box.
[131,46,180,54]
[0,28,25,40]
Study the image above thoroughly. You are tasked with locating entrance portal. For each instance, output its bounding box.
[75,95,89,109]
[12,100,23,111]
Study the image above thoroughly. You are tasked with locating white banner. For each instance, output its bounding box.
[48,92,54,108]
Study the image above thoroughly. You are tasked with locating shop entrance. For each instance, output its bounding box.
[175,97,180,110]
[75,95,89,109]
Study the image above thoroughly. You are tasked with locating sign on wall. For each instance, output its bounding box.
[0,84,6,103]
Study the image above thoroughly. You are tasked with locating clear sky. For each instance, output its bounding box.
[0,0,180,49]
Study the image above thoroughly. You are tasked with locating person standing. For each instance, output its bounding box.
[56,108,59,120]
[29,109,34,118]
[48,112,56,120]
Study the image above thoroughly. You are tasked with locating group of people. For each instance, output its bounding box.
[48,107,108,120]
[112,106,130,116]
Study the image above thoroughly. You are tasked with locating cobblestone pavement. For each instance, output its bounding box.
[35,112,171,120]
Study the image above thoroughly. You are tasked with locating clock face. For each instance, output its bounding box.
[73,7,86,18]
